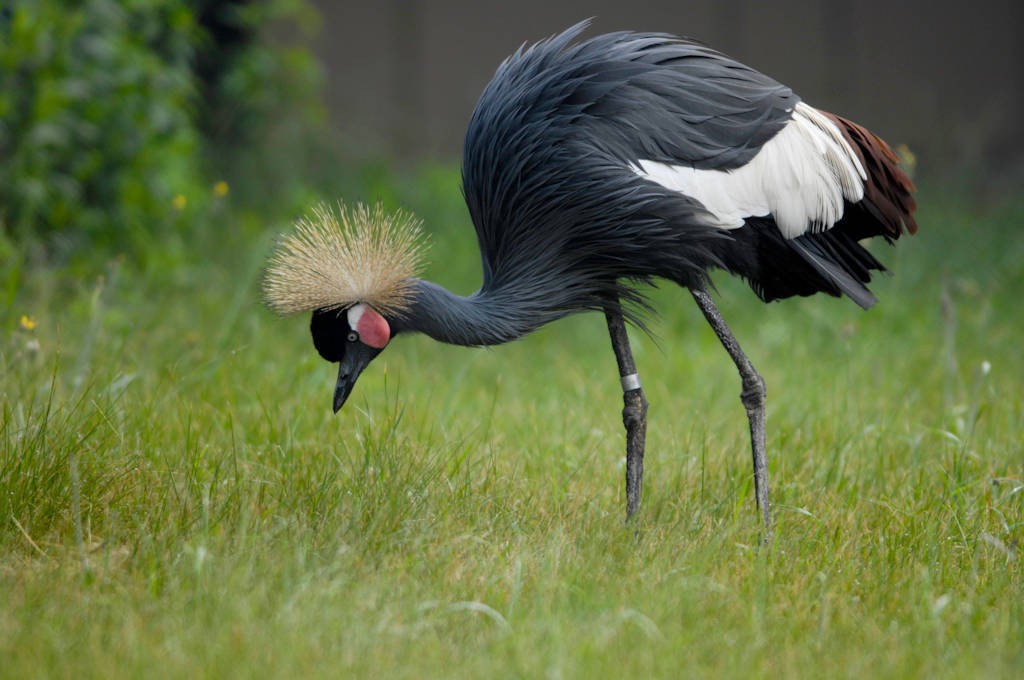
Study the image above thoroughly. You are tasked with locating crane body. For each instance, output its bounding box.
[265,22,917,534]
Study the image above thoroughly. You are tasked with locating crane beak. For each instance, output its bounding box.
[333,364,355,413]
[331,343,381,413]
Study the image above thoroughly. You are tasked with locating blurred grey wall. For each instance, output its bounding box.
[313,0,1023,181]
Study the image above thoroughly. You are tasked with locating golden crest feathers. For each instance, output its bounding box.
[263,201,426,317]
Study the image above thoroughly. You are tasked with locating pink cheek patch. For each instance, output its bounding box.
[356,307,391,349]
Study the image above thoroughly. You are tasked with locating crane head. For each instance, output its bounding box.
[310,303,391,412]
[263,200,426,413]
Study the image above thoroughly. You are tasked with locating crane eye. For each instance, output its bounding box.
[347,331,359,343]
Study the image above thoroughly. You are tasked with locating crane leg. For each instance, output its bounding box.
[604,305,648,520]
[690,286,772,538]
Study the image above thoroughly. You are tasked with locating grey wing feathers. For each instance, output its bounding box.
[562,28,798,169]
[789,237,879,310]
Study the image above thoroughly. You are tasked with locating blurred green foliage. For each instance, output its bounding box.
[0,0,325,258]
[192,0,328,210]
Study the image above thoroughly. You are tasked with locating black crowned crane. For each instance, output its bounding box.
[264,22,917,533]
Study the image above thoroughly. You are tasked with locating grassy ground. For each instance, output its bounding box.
[1,176,1022,678]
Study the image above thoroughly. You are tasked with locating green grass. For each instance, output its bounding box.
[2,177,1022,678]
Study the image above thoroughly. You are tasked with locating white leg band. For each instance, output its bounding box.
[620,373,642,392]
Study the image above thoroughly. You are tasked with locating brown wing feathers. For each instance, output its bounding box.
[823,112,918,240]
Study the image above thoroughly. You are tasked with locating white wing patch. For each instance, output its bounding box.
[631,102,867,239]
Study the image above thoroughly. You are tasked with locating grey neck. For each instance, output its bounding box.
[392,279,558,347]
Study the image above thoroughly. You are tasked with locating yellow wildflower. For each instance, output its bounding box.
[896,143,916,178]
[20,315,37,331]
[213,181,229,197]
[172,194,187,211]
